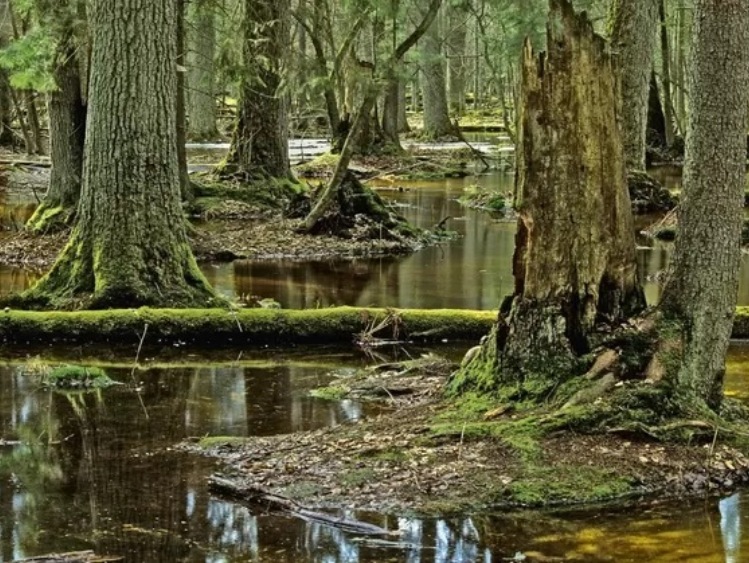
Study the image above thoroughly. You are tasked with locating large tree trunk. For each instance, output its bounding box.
[660,0,749,409]
[610,0,659,170]
[221,0,291,181]
[187,0,218,141]
[23,0,216,309]
[453,0,644,393]
[26,1,86,233]
[419,1,454,139]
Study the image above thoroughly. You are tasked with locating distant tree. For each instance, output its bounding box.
[220,0,293,181]
[23,0,217,308]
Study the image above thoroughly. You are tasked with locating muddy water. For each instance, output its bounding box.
[0,346,748,562]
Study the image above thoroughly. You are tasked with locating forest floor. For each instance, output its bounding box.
[0,146,482,270]
[182,355,749,516]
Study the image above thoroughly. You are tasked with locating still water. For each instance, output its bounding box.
[0,346,749,562]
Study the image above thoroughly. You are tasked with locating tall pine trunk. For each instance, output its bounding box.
[660,0,749,409]
[221,0,292,181]
[23,0,216,309]
[610,0,659,170]
[446,1,468,116]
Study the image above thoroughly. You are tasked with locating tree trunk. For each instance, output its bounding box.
[610,0,659,170]
[26,2,86,233]
[380,74,400,143]
[660,0,749,409]
[419,1,454,139]
[23,0,217,309]
[187,0,219,141]
[0,0,13,147]
[176,0,191,200]
[397,78,410,132]
[453,0,644,393]
[658,0,675,147]
[446,0,469,116]
[221,0,292,181]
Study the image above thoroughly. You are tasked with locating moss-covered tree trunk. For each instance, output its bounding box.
[453,0,645,393]
[610,0,659,170]
[27,0,86,233]
[187,0,218,141]
[660,0,749,409]
[22,0,217,309]
[221,0,292,181]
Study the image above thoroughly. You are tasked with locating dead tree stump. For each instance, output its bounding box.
[453,0,645,394]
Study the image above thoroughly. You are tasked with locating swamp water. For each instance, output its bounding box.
[1,346,749,562]
[2,156,749,560]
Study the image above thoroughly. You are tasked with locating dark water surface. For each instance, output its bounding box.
[0,346,748,562]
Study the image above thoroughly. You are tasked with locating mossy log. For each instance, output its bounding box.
[0,307,496,347]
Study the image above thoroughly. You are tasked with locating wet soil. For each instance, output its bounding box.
[183,364,749,516]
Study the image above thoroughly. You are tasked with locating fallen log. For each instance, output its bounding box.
[13,551,120,563]
[0,306,496,347]
[209,475,396,536]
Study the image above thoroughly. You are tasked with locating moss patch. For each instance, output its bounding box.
[40,365,118,390]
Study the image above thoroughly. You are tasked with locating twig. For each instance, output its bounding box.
[131,323,149,420]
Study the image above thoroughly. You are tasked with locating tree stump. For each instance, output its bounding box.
[453,0,645,394]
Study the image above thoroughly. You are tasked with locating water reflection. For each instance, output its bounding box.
[0,350,747,561]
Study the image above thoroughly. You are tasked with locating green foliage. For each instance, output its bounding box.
[0,27,56,92]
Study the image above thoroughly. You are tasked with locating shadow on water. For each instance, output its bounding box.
[0,344,746,561]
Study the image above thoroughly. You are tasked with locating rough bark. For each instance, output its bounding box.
[610,0,659,170]
[23,0,217,309]
[221,0,292,181]
[419,0,454,139]
[187,0,219,141]
[397,78,410,132]
[660,0,749,409]
[454,0,644,392]
[26,1,86,233]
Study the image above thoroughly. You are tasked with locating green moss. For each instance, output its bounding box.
[458,185,507,212]
[42,365,117,390]
[310,385,349,401]
[340,468,376,488]
[0,306,497,346]
[190,176,304,211]
[507,465,632,506]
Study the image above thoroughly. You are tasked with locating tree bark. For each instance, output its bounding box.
[660,0,749,409]
[23,0,217,309]
[419,0,454,139]
[610,0,659,170]
[658,0,674,147]
[222,0,292,181]
[453,0,644,392]
[187,0,219,141]
[26,0,86,233]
